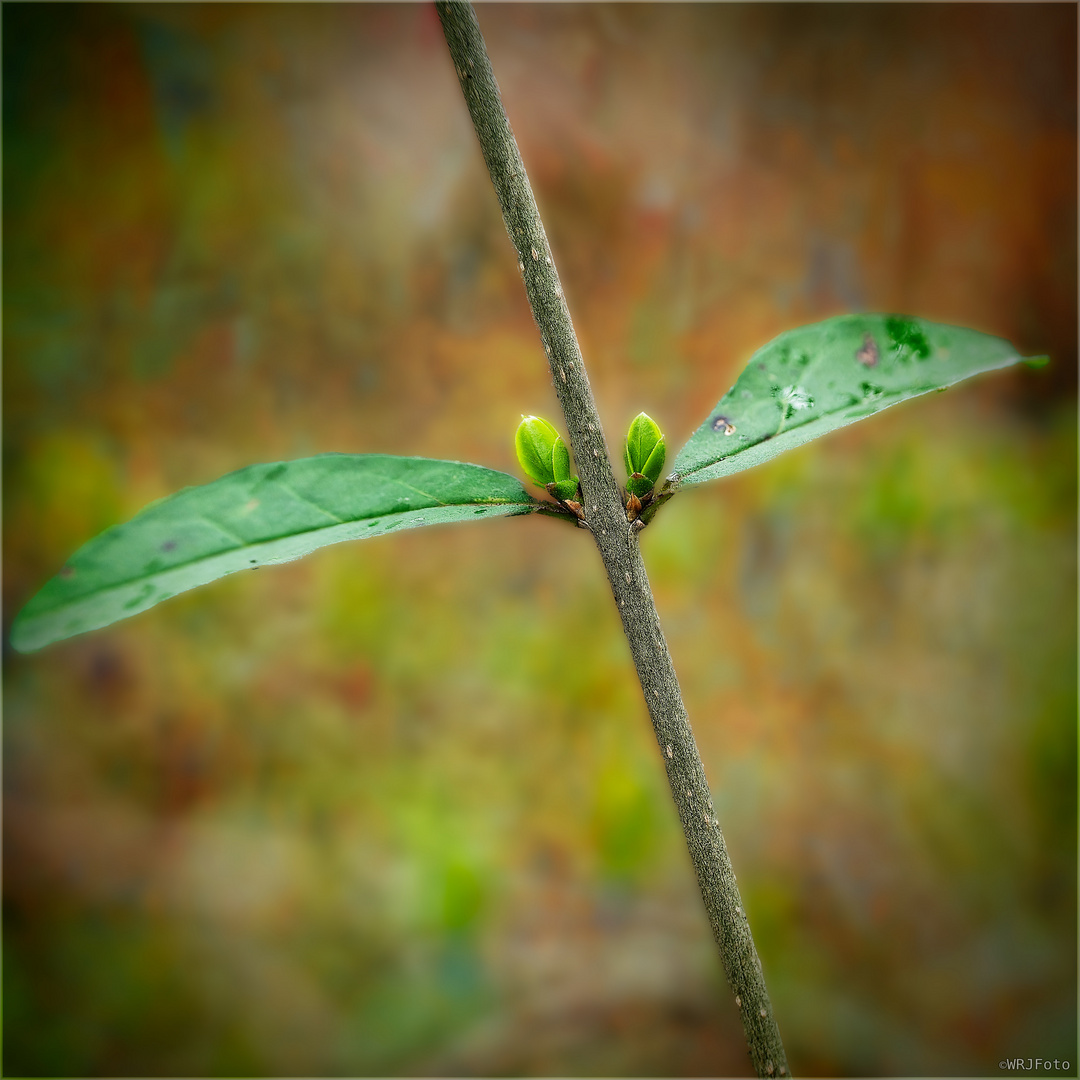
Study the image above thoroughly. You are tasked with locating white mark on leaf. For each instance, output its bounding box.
[778,384,813,412]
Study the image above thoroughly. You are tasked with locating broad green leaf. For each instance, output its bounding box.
[11,454,539,653]
[671,314,1034,487]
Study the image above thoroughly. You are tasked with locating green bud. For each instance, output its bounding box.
[515,415,579,502]
[624,412,666,498]
[515,415,560,486]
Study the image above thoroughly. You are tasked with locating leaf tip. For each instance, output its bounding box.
[9,613,44,655]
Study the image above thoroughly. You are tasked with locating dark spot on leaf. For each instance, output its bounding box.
[59,566,76,579]
[712,415,737,435]
[367,520,380,528]
[885,316,931,359]
[249,558,257,564]
[473,508,487,515]
[143,558,165,574]
[263,464,287,482]
[796,351,811,367]
[161,539,177,552]
[856,332,879,367]
[860,382,884,401]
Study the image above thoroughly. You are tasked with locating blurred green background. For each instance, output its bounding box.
[4,4,1076,1076]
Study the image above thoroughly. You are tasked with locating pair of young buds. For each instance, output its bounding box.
[514,411,666,519]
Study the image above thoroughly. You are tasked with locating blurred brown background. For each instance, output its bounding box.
[3,4,1076,1076]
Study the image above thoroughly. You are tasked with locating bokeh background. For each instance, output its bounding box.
[4,4,1076,1076]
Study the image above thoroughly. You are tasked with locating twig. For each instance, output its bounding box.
[436,4,790,1077]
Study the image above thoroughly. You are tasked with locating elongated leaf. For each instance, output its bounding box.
[671,314,1036,487]
[12,454,539,653]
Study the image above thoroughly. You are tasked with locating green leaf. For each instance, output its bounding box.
[11,454,540,653]
[671,314,1035,487]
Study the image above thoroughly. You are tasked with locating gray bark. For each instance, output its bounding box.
[436,4,789,1076]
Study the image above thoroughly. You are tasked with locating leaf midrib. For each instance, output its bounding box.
[672,396,899,483]
[24,495,538,618]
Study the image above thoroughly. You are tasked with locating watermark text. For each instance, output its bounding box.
[1000,1059,1071,1072]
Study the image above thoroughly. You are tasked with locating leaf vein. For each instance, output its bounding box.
[363,472,453,506]
[31,501,538,614]
[271,480,346,523]
[197,515,249,547]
